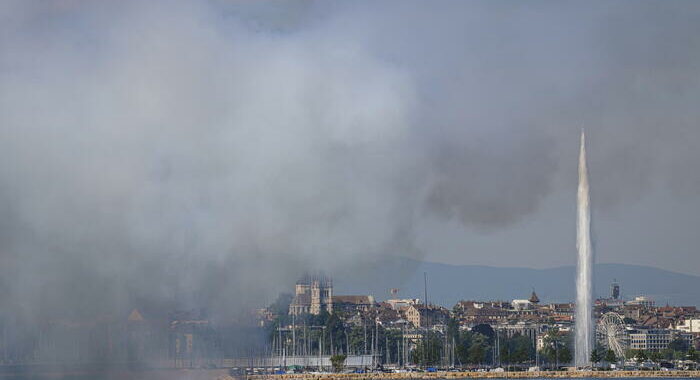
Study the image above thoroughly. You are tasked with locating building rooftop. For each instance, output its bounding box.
[333,295,374,304]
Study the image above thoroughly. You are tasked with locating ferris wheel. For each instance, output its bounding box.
[598,312,626,360]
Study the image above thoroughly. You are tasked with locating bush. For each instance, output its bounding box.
[330,354,347,373]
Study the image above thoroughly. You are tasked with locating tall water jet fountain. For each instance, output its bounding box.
[575,130,593,367]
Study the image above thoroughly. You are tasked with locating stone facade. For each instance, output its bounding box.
[289,275,333,315]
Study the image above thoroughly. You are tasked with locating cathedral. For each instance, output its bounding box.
[288,274,333,315]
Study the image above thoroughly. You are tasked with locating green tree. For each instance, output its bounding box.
[345,325,369,355]
[446,318,460,341]
[471,324,495,344]
[500,334,534,365]
[649,351,663,363]
[659,348,675,360]
[382,328,403,364]
[309,310,330,327]
[512,335,534,363]
[590,348,603,366]
[467,333,490,365]
[411,332,443,367]
[668,337,689,352]
[330,354,347,372]
[455,331,474,365]
[540,328,570,366]
[634,350,648,363]
[673,350,686,361]
[324,312,345,354]
[604,349,617,363]
[559,346,572,365]
[687,346,699,362]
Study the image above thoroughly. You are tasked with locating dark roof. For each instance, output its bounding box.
[412,304,450,314]
[333,295,373,304]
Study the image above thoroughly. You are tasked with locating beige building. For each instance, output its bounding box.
[289,276,333,315]
[403,304,449,328]
[677,318,700,333]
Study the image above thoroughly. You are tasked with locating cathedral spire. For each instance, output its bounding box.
[529,289,540,304]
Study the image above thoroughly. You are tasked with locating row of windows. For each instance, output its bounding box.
[630,338,670,342]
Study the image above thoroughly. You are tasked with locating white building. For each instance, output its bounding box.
[386,298,420,310]
[494,322,540,342]
[626,296,654,308]
[676,319,700,333]
[628,329,693,351]
[511,299,532,311]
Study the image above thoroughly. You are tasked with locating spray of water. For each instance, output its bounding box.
[575,130,593,367]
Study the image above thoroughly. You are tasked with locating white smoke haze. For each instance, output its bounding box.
[0,0,423,320]
[1,0,700,324]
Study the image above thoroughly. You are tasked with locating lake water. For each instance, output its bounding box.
[0,373,696,380]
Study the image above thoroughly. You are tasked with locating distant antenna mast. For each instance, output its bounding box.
[424,272,429,328]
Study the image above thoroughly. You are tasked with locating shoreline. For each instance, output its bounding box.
[236,370,700,380]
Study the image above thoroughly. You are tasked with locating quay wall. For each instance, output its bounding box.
[232,370,700,380]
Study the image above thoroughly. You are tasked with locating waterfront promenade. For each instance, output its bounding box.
[227,370,700,380]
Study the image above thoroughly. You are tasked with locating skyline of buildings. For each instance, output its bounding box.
[255,274,700,366]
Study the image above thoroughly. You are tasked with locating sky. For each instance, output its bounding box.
[1,0,699,319]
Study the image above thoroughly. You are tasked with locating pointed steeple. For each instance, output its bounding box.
[529,289,540,304]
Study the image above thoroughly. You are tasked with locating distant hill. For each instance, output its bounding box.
[332,257,700,308]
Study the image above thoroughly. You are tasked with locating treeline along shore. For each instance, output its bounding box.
[224,370,700,380]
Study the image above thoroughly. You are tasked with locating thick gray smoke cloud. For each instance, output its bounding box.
[0,0,423,320]
[1,0,700,323]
